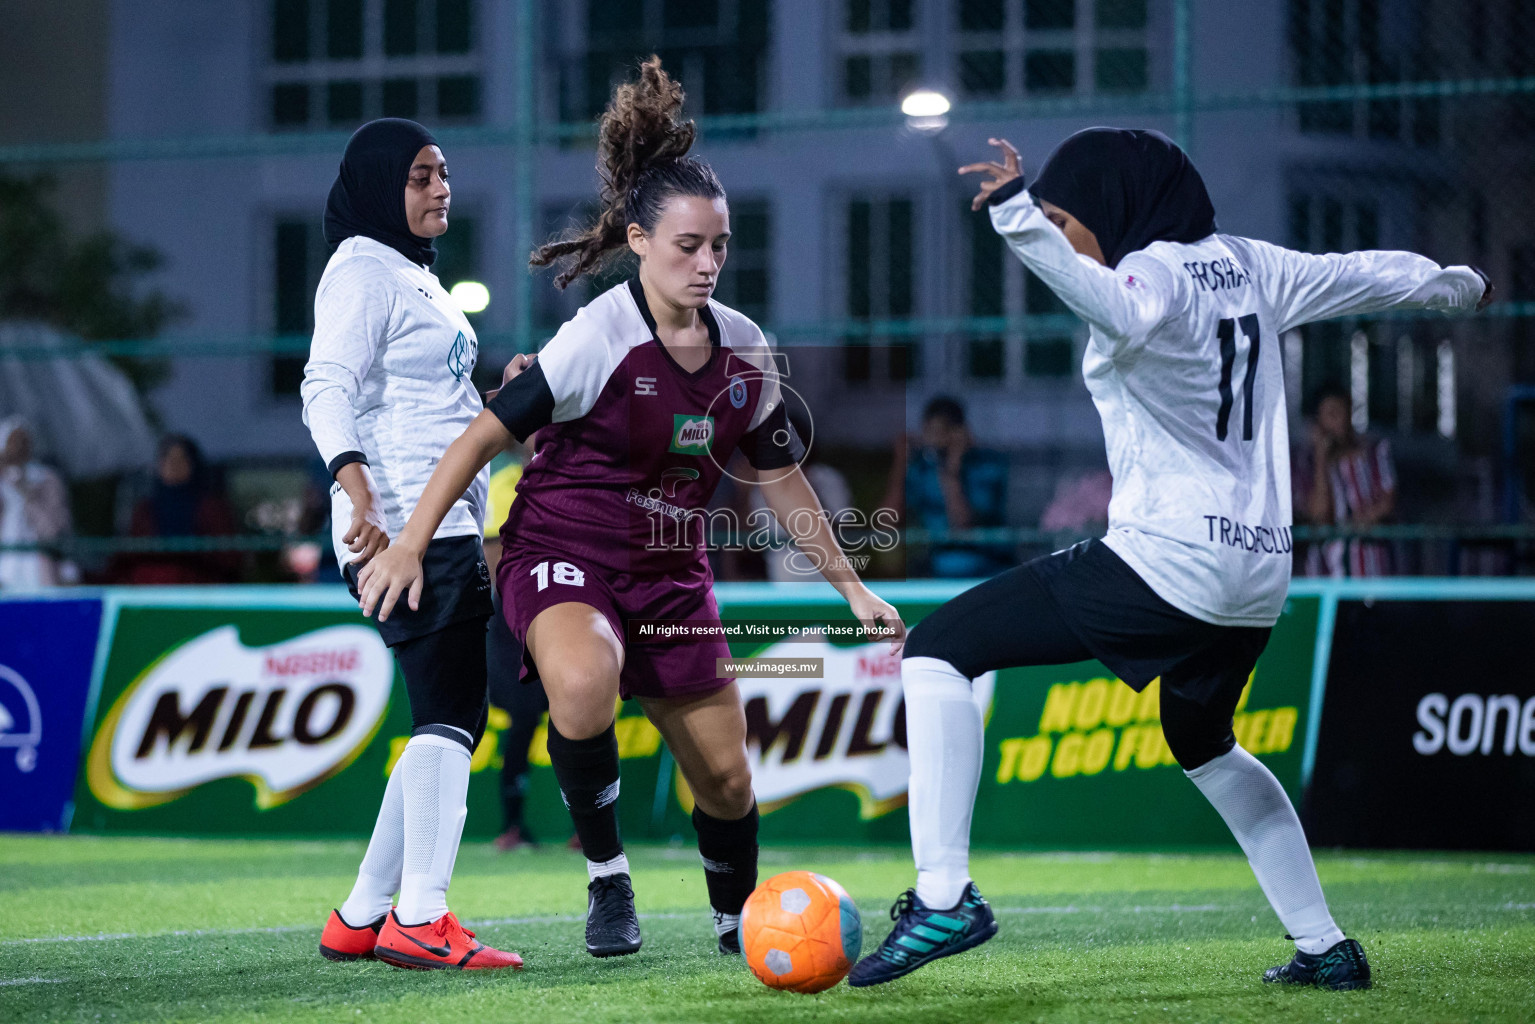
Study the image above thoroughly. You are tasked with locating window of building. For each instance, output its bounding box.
[1288,191,1372,400]
[1510,245,1535,393]
[966,197,1006,379]
[267,0,481,131]
[959,197,1077,382]
[270,218,331,396]
[1022,270,1074,378]
[844,196,917,382]
[1286,188,1457,433]
[713,199,771,323]
[838,0,922,106]
[1288,0,1440,144]
[563,0,770,131]
[270,212,479,396]
[954,0,1149,101]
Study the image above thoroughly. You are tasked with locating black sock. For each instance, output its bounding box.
[692,803,759,917]
[546,720,623,863]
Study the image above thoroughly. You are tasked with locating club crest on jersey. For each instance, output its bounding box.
[446,331,477,381]
[728,375,748,409]
[669,414,715,454]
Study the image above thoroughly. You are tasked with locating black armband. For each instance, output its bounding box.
[738,402,806,471]
[986,176,1028,208]
[328,451,369,478]
[486,359,556,442]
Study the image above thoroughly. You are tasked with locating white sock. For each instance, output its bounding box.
[713,911,740,937]
[904,656,984,910]
[1185,746,1346,955]
[395,732,473,926]
[587,852,631,882]
[339,757,405,927]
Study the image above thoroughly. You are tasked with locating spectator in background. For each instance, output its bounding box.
[0,417,73,589]
[286,460,340,583]
[1294,385,1397,577]
[884,396,1012,578]
[114,433,239,584]
[1039,468,1114,536]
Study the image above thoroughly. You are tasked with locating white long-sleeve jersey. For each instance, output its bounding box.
[990,188,1483,626]
[300,236,488,568]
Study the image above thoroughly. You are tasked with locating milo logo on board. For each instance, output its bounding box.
[739,638,995,819]
[86,625,393,811]
[669,414,715,454]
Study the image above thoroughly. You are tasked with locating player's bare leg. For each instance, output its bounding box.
[641,684,758,954]
[527,602,640,957]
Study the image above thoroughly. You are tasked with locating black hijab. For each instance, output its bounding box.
[1030,127,1217,269]
[323,118,440,266]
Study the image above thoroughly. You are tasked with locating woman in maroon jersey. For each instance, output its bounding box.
[357,58,904,959]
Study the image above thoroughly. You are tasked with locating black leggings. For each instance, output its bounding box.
[905,565,1090,677]
[392,615,491,752]
[903,556,1262,772]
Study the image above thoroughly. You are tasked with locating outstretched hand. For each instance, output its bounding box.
[959,138,1023,211]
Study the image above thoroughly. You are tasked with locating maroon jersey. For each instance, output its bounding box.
[487,279,801,575]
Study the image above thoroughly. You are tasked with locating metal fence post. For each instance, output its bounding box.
[513,0,537,355]
[1173,0,1193,150]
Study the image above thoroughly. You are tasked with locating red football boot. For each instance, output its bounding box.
[374,910,524,971]
[319,909,386,962]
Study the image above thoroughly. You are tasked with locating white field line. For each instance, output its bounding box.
[0,977,63,986]
[6,899,1532,950]
[0,906,1214,947]
[0,912,666,947]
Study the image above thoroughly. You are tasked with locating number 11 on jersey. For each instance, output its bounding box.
[1215,314,1261,442]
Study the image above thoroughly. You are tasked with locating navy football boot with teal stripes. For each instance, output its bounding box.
[846,883,997,987]
[1264,937,1372,990]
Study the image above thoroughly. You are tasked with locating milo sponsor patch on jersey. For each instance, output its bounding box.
[669,414,715,454]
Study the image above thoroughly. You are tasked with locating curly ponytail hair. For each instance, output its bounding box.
[530,56,726,289]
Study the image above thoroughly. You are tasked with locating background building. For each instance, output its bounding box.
[3,0,1532,568]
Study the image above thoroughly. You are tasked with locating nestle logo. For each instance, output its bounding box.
[856,654,900,678]
[263,650,359,676]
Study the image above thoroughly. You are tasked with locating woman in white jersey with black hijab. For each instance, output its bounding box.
[302,118,521,971]
[849,128,1492,990]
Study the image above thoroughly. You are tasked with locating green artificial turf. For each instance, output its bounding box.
[1,836,1532,1023]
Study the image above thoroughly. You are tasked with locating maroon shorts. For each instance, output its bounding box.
[497,546,733,701]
